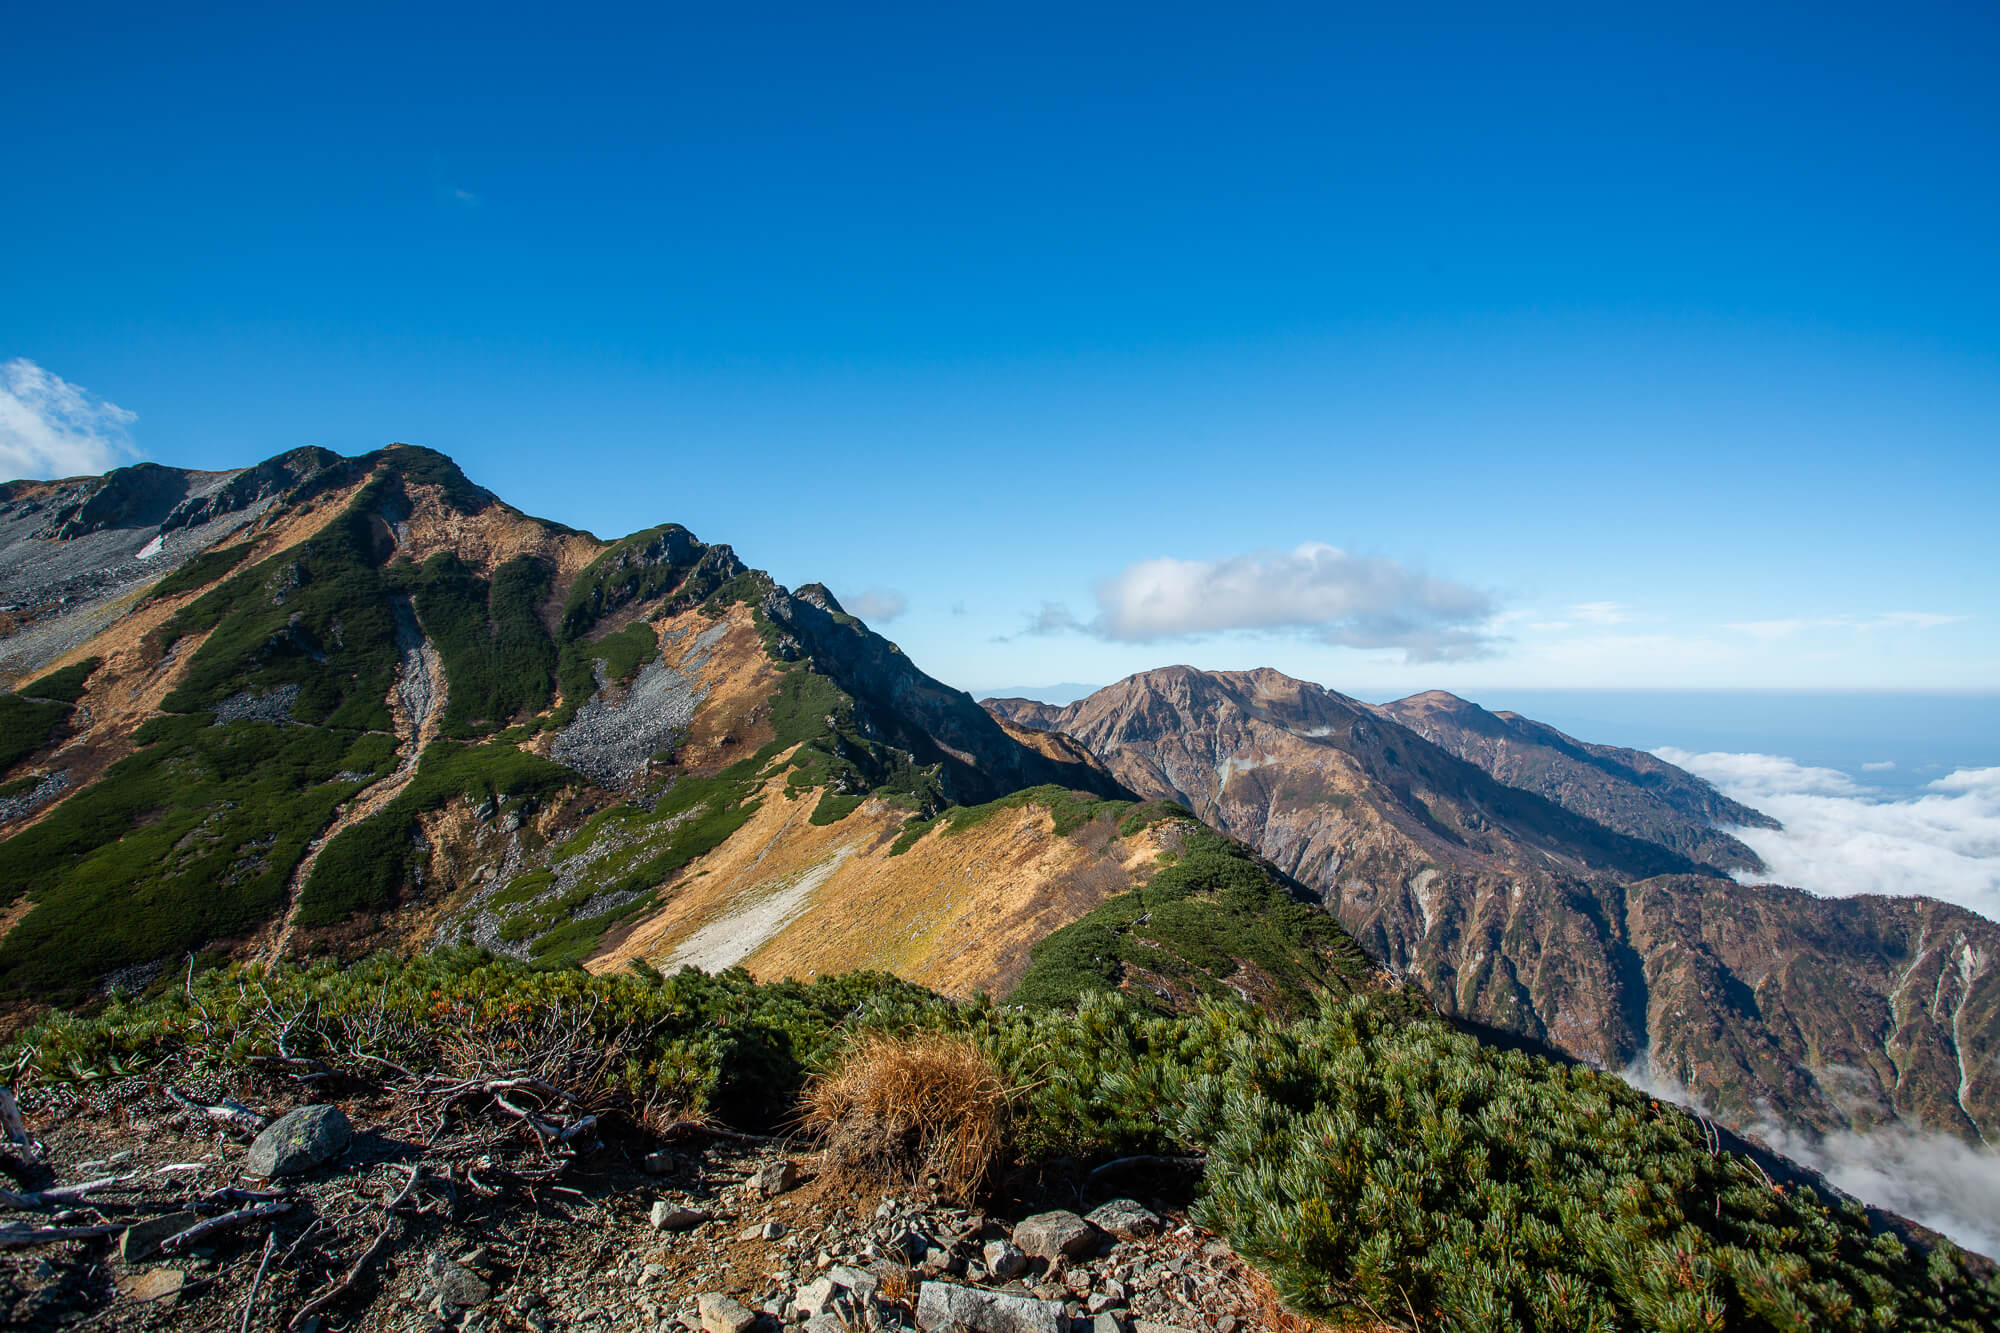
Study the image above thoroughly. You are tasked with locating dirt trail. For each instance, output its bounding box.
[262,595,445,963]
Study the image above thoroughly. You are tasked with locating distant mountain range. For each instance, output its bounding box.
[2,445,1993,1164]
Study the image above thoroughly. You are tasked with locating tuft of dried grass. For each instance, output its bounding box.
[799,1031,1010,1202]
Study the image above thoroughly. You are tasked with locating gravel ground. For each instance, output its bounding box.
[208,684,302,727]
[551,624,726,796]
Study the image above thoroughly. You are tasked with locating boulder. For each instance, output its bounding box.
[243,1104,351,1178]
[1012,1210,1098,1261]
[696,1292,756,1333]
[1085,1199,1161,1240]
[915,1281,1066,1333]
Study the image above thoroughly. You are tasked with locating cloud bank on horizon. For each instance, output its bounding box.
[1659,747,2000,923]
[0,359,138,480]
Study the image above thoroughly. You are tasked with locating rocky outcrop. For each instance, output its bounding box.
[763,590,1128,807]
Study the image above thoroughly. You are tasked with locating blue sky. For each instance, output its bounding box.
[5,2,1996,694]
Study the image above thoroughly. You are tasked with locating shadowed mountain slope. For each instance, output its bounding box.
[1376,687,1776,873]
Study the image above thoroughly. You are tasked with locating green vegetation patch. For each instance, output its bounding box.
[407,553,558,737]
[23,658,102,705]
[1010,823,1373,1014]
[0,714,396,996]
[0,658,104,773]
[160,500,403,731]
[13,954,1996,1331]
[146,543,253,602]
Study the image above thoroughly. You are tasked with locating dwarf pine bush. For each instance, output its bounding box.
[9,952,1997,1331]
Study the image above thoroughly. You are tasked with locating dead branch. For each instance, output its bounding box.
[0,1222,125,1248]
[162,1200,293,1253]
[0,1173,138,1211]
[166,1086,268,1137]
[241,1230,279,1333]
[283,1167,417,1331]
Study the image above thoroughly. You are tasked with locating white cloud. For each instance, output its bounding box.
[1725,613,1969,639]
[1060,542,1496,664]
[1569,601,1633,625]
[1862,760,1898,772]
[1657,748,2000,921]
[844,587,907,623]
[1624,1057,2000,1258]
[0,358,138,479]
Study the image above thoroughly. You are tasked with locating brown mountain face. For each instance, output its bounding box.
[990,667,2000,1146]
[1375,689,1775,873]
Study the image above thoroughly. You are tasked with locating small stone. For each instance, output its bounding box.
[696,1293,756,1333]
[119,1211,202,1263]
[803,1317,846,1333]
[652,1202,711,1231]
[915,1281,1066,1333]
[243,1104,352,1178]
[984,1240,1029,1280]
[1134,1324,1195,1333]
[643,1152,675,1175]
[1216,1317,1240,1333]
[749,1159,801,1196]
[116,1269,186,1303]
[1084,1200,1161,1241]
[1012,1211,1098,1261]
[1087,1289,1126,1314]
[1091,1316,1129,1333]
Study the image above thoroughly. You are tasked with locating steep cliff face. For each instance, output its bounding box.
[994,668,2000,1145]
[1376,689,1775,873]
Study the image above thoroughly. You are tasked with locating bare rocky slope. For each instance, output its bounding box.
[984,668,2000,1147]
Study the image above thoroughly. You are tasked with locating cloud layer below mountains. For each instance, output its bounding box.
[1026,542,1497,663]
[1657,748,2000,923]
[1622,1059,2000,1258]
[0,358,137,479]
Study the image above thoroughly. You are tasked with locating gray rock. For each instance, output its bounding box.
[827,1265,879,1299]
[749,1158,801,1196]
[803,1317,846,1333]
[651,1202,710,1231]
[696,1292,756,1333]
[243,1104,351,1177]
[1012,1210,1098,1261]
[1085,1199,1161,1240]
[1090,1317,1129,1333]
[1134,1324,1196,1333]
[792,1277,838,1318]
[643,1152,675,1176]
[915,1281,1066,1333]
[984,1239,1029,1280]
[428,1256,492,1308]
[119,1210,201,1263]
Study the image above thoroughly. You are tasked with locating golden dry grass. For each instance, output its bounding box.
[799,1031,1010,1203]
